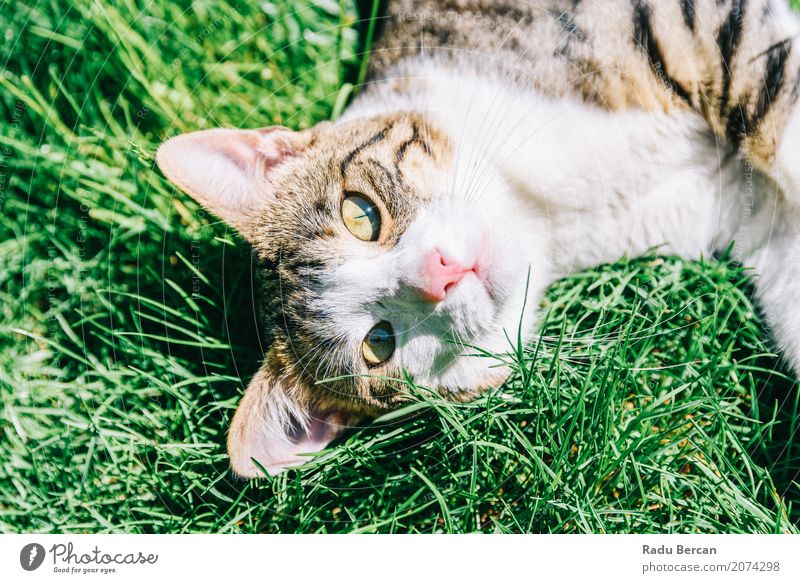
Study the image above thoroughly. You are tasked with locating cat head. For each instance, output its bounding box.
[157,112,548,477]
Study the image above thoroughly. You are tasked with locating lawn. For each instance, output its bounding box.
[1,0,798,534]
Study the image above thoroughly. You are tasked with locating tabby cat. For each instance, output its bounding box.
[157,0,800,477]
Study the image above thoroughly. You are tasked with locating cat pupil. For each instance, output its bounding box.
[362,321,395,365]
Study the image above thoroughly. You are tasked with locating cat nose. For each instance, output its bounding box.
[418,249,471,302]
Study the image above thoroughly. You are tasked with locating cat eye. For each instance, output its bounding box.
[362,321,395,366]
[341,193,381,241]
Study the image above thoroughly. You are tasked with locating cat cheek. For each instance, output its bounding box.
[432,365,512,401]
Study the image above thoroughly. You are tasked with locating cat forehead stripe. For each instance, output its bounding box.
[340,126,393,177]
[394,122,432,164]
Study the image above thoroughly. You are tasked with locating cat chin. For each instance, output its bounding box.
[422,326,527,391]
[434,367,514,402]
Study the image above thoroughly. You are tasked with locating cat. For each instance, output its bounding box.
[156,0,800,477]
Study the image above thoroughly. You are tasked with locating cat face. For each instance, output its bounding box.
[157,113,546,476]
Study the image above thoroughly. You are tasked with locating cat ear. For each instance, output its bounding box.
[227,355,357,477]
[156,127,311,237]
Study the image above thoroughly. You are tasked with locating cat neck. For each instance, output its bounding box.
[344,58,665,209]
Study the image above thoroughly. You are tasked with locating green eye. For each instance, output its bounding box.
[362,321,395,366]
[342,194,381,241]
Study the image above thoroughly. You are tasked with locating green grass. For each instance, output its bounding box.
[1,0,799,534]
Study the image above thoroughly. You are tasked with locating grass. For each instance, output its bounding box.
[1,0,799,534]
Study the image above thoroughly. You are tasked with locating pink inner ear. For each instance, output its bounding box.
[216,127,292,172]
[287,412,346,449]
[223,137,262,171]
[227,358,361,478]
[255,127,295,166]
[244,409,360,477]
[156,125,308,237]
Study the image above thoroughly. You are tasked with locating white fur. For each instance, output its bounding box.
[340,59,800,383]
[777,104,800,205]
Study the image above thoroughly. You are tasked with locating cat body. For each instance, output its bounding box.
[157,0,800,476]
[356,0,799,270]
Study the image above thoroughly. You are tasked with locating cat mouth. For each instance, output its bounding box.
[469,235,499,301]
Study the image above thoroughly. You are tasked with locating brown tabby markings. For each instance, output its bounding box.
[681,0,697,32]
[255,0,799,419]
[367,0,799,169]
[249,113,451,417]
[633,1,694,105]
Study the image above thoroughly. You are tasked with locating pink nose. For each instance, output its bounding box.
[419,249,471,302]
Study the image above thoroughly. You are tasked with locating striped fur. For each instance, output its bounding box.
[368,0,800,168]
